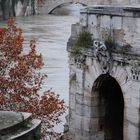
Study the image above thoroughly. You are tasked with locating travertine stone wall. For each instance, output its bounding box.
[67,6,140,140]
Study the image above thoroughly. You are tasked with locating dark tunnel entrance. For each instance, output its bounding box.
[93,74,124,140]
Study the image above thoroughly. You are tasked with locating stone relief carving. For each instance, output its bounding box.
[93,40,112,74]
[131,65,140,81]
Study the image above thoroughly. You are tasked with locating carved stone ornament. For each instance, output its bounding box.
[93,40,112,74]
[131,65,140,81]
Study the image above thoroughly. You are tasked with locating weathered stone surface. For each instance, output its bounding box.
[69,93,76,110]
[67,5,140,140]
[74,130,104,140]
[127,123,139,140]
[126,107,139,125]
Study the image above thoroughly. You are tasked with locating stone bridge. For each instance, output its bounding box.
[38,0,92,14]
[38,0,138,14]
[66,5,140,140]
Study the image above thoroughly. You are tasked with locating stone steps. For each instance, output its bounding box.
[0,111,41,140]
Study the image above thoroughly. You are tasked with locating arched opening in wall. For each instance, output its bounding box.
[50,2,86,16]
[92,74,124,140]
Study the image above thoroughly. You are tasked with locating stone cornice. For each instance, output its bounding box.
[81,6,140,17]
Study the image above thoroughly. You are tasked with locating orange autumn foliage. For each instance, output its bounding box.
[0,17,67,139]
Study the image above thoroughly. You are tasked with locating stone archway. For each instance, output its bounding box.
[92,74,124,140]
[38,0,90,14]
[49,2,86,14]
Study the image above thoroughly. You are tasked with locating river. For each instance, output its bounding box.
[13,3,84,133]
[15,14,78,104]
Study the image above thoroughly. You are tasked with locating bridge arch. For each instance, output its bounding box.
[38,0,89,14]
[92,74,124,140]
[49,2,86,14]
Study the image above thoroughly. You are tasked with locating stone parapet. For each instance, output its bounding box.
[0,111,41,140]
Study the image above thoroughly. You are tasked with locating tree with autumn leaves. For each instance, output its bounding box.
[0,17,67,139]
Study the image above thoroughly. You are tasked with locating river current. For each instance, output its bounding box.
[16,14,78,102]
[15,13,79,132]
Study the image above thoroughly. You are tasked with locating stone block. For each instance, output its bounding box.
[114,66,128,85]
[131,97,140,108]
[84,70,95,93]
[76,69,83,83]
[69,110,76,129]
[74,115,82,130]
[81,117,101,132]
[81,117,91,132]
[75,102,105,118]
[90,118,102,132]
[101,15,110,28]
[69,93,76,110]
[70,84,77,94]
[124,97,131,107]
[136,18,140,33]
[80,13,87,26]
[75,93,84,105]
[68,127,76,136]
[76,92,104,107]
[127,123,139,140]
[76,82,83,94]
[111,16,122,29]
[89,26,100,39]
[71,24,82,38]
[126,106,140,125]
[123,17,136,32]
[75,128,104,140]
[88,14,97,26]
[76,103,96,117]
[91,106,105,118]
[90,132,104,140]
[113,29,124,45]
[85,95,104,107]
[130,88,140,99]
[75,103,88,116]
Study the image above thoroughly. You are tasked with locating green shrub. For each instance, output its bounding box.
[71,31,92,56]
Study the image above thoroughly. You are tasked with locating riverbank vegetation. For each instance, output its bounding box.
[0,17,67,140]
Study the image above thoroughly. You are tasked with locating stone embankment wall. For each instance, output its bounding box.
[67,5,140,140]
[0,0,38,20]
